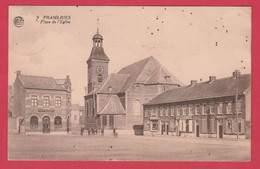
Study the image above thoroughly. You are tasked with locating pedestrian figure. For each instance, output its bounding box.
[113,128,118,137]
[101,128,104,136]
[94,128,98,135]
[80,126,85,136]
[88,128,91,135]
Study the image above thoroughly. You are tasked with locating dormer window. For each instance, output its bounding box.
[108,86,112,92]
[164,75,170,82]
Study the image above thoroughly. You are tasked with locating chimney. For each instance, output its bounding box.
[190,80,197,86]
[232,70,241,79]
[209,76,216,83]
[17,70,21,77]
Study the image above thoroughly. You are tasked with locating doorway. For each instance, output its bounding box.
[42,116,50,133]
[196,125,200,137]
[219,125,223,139]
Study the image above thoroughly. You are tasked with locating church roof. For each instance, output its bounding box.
[87,46,110,62]
[97,73,129,93]
[97,95,126,115]
[18,75,66,91]
[145,74,251,106]
[118,56,183,91]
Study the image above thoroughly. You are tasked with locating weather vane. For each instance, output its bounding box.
[97,18,100,33]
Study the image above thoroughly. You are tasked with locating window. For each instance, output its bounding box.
[43,96,50,107]
[55,96,61,108]
[74,115,77,120]
[182,107,187,116]
[209,105,214,114]
[170,107,175,116]
[165,108,169,116]
[227,103,232,114]
[188,106,193,115]
[144,109,148,117]
[54,116,62,128]
[237,101,242,113]
[133,100,142,116]
[202,105,207,115]
[177,107,181,116]
[151,108,156,116]
[98,74,103,82]
[30,116,38,129]
[67,96,71,107]
[218,103,223,114]
[31,95,38,107]
[195,106,199,115]
[159,108,163,117]
[152,121,158,130]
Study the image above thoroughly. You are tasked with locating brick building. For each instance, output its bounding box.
[13,71,72,134]
[143,70,251,139]
[84,30,183,129]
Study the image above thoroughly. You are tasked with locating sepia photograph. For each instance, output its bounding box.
[8,6,251,161]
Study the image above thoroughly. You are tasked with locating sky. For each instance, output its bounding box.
[8,6,251,105]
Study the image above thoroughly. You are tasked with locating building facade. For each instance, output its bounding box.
[84,30,183,130]
[13,71,72,134]
[8,85,14,117]
[143,71,251,139]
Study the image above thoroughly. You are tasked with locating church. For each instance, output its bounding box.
[84,29,183,130]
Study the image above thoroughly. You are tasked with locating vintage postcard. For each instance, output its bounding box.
[8,6,251,161]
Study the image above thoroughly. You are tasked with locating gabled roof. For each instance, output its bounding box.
[87,46,110,62]
[18,75,66,91]
[97,73,129,93]
[145,66,182,85]
[145,74,251,106]
[97,95,126,115]
[118,56,182,91]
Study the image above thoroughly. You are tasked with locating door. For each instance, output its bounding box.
[42,116,50,133]
[196,125,200,137]
[166,125,169,135]
[219,125,223,139]
[161,124,164,135]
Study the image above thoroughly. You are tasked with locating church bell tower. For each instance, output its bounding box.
[87,28,110,93]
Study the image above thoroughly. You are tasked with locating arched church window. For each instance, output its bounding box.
[98,74,103,82]
[30,116,38,129]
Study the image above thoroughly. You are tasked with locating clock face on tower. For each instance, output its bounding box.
[96,66,104,74]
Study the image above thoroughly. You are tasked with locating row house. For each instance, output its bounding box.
[13,71,72,134]
[143,70,251,139]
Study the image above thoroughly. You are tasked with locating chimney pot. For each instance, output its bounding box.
[233,70,241,78]
[17,70,21,77]
[190,80,197,86]
[209,76,216,82]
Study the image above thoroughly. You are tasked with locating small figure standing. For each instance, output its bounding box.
[113,128,118,137]
[101,128,104,136]
[88,128,91,135]
[80,126,85,136]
